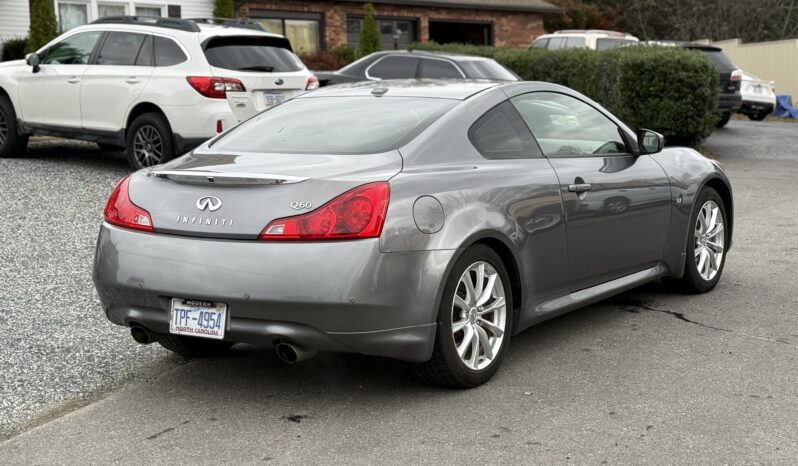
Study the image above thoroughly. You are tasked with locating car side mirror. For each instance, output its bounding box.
[637,129,664,154]
[26,53,40,73]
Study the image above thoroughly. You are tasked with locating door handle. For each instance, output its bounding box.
[568,183,592,193]
[125,77,141,84]
[66,77,80,84]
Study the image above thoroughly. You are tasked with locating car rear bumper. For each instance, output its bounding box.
[718,94,743,112]
[92,224,455,362]
[740,100,774,116]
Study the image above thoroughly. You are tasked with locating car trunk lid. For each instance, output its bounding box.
[127,150,402,239]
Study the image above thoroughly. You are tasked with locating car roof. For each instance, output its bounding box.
[300,80,506,100]
[66,20,285,42]
[639,40,723,52]
[367,50,496,62]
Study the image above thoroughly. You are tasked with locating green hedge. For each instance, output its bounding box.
[1,37,28,62]
[411,42,719,147]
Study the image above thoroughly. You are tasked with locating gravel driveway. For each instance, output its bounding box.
[1,121,797,463]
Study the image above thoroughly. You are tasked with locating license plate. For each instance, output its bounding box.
[263,93,285,107]
[169,298,227,339]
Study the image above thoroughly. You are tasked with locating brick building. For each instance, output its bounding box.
[236,0,559,54]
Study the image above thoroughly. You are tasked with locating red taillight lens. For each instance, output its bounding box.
[259,182,390,241]
[305,75,320,91]
[730,70,742,82]
[186,76,246,99]
[103,176,154,232]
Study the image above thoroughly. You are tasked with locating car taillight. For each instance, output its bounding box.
[730,70,742,82]
[259,182,389,241]
[186,76,246,99]
[103,176,154,232]
[305,75,319,91]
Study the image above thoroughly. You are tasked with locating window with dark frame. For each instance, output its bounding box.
[250,11,323,54]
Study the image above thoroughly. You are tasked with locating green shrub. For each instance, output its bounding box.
[27,0,57,53]
[410,42,719,147]
[2,37,29,62]
[213,0,235,19]
[358,3,382,57]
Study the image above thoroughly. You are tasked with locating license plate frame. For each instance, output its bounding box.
[169,298,227,340]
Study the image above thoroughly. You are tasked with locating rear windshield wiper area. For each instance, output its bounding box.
[238,65,274,72]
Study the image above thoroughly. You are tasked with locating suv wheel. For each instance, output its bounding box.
[414,245,513,388]
[126,112,175,170]
[0,96,29,158]
[715,112,732,128]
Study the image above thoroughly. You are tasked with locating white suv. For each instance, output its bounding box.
[0,17,318,169]
[529,30,639,51]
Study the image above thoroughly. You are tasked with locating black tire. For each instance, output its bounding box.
[126,112,175,170]
[156,333,235,357]
[96,142,125,152]
[413,245,513,388]
[0,95,29,158]
[748,111,768,121]
[677,187,729,293]
[715,112,732,128]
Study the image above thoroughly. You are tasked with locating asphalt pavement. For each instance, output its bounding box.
[1,121,797,464]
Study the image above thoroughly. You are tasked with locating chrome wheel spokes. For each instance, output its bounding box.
[694,200,725,281]
[0,109,7,145]
[133,125,163,167]
[452,261,507,371]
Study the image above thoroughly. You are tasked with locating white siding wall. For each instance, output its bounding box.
[178,1,214,19]
[0,0,31,48]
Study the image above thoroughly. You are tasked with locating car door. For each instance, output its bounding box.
[365,55,420,80]
[80,31,154,132]
[510,91,671,291]
[17,31,103,128]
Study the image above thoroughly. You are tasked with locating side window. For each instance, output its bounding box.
[546,37,566,50]
[510,92,628,157]
[40,31,102,65]
[565,37,586,48]
[96,32,147,66]
[530,38,548,49]
[154,36,187,66]
[135,35,154,66]
[468,101,541,159]
[419,59,462,79]
[367,56,419,79]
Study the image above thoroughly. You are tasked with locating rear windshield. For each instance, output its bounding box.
[596,38,636,50]
[210,97,457,154]
[700,50,736,71]
[204,36,304,72]
[458,59,518,81]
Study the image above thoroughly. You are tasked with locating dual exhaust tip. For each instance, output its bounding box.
[130,325,315,363]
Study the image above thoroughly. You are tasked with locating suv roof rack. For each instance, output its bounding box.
[187,18,267,32]
[554,29,627,35]
[92,16,201,33]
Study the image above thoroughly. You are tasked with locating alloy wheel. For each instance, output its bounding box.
[133,125,164,167]
[694,200,725,281]
[0,108,7,146]
[451,261,507,371]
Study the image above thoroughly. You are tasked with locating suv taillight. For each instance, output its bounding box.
[306,75,320,91]
[186,76,246,99]
[103,176,154,232]
[730,70,742,82]
[259,182,389,241]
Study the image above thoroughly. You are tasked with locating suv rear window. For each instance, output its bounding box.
[700,50,736,71]
[210,97,456,154]
[204,36,304,72]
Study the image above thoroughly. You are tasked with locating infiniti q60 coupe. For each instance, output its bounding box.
[93,80,733,388]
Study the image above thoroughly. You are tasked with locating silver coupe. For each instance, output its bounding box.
[93,81,733,387]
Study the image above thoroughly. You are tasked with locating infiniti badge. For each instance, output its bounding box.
[196,196,222,212]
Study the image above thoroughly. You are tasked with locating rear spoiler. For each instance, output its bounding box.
[147,169,308,185]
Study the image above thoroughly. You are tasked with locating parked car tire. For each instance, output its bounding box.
[157,333,235,357]
[747,111,769,121]
[97,142,125,152]
[414,245,513,388]
[715,112,732,128]
[678,187,728,293]
[126,112,175,170]
[0,95,29,158]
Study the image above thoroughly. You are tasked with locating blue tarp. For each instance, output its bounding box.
[773,95,798,118]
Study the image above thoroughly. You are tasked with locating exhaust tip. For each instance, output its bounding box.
[275,342,316,364]
[130,325,153,345]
